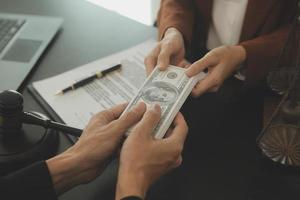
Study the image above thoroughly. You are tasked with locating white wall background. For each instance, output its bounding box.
[85,0,161,25]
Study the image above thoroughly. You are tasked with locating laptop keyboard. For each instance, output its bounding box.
[0,18,25,53]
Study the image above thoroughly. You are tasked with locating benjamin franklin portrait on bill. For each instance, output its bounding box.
[141,82,178,105]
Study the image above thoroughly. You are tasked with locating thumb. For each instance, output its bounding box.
[157,44,172,71]
[186,53,218,77]
[110,102,146,136]
[131,103,161,139]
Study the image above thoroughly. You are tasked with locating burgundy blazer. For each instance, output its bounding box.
[157,0,298,86]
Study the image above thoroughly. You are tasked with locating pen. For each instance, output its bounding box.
[55,64,121,95]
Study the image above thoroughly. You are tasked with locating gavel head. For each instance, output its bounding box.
[0,90,23,136]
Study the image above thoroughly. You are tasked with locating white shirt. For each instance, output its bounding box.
[207,0,248,50]
[206,0,248,80]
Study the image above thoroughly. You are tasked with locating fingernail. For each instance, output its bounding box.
[129,102,143,112]
[157,65,165,71]
[136,101,143,107]
[135,102,146,110]
[185,70,192,77]
[149,103,160,112]
[191,90,197,97]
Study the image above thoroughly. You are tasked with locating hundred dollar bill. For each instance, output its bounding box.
[123,65,206,139]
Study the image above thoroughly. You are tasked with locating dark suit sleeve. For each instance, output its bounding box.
[0,161,57,200]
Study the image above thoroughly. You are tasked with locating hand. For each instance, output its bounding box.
[178,59,191,68]
[145,27,185,75]
[46,102,147,194]
[186,45,246,97]
[116,104,188,199]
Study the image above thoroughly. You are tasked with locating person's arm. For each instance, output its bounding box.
[157,0,195,45]
[0,103,147,200]
[240,23,295,86]
[240,0,299,86]
[0,161,144,200]
[185,6,298,95]
[145,0,196,74]
[184,24,295,95]
[116,105,188,200]
[0,161,57,200]
[46,103,147,195]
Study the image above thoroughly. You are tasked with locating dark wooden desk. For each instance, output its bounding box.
[1,1,299,200]
[1,0,156,199]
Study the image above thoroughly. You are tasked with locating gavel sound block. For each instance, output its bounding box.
[0,90,61,176]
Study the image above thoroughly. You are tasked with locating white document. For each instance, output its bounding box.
[33,39,157,129]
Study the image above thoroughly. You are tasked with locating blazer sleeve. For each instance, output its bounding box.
[240,23,295,86]
[157,0,195,45]
[0,161,57,200]
[240,0,299,87]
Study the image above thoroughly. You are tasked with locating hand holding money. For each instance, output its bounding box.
[186,45,246,96]
[117,104,188,199]
[123,65,206,139]
[144,28,185,75]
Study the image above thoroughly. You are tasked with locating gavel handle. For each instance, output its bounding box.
[22,112,82,137]
[44,120,82,137]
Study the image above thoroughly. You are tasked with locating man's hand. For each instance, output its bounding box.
[145,27,185,75]
[46,102,147,194]
[186,45,246,97]
[116,104,188,199]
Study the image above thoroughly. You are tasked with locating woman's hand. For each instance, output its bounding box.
[116,104,188,199]
[145,27,185,75]
[186,45,246,97]
[46,102,147,194]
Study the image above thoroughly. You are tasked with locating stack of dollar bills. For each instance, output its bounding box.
[124,65,206,139]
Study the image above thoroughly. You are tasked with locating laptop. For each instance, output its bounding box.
[0,13,63,91]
